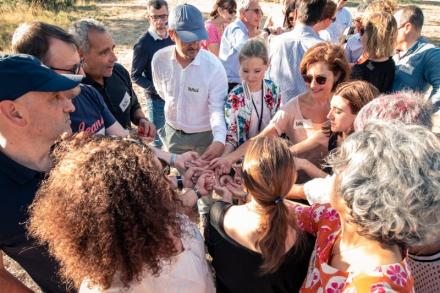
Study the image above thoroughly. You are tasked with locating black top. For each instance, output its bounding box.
[351,57,395,93]
[131,31,173,99]
[205,201,315,293]
[0,151,70,293]
[83,63,141,129]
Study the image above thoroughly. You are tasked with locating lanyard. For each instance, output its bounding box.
[244,82,264,132]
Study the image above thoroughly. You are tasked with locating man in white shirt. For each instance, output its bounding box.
[152,4,228,160]
[319,0,352,44]
[268,0,326,103]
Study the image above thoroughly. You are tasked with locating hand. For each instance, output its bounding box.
[175,151,199,170]
[208,156,233,176]
[138,118,156,139]
[213,185,233,203]
[186,158,211,168]
[219,174,234,187]
[200,141,225,161]
[183,167,205,188]
[225,181,247,201]
[195,171,215,196]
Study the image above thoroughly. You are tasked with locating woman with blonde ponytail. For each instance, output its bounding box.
[205,136,314,293]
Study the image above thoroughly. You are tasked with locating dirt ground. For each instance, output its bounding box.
[3,0,440,291]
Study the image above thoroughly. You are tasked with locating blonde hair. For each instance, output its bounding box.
[238,37,269,65]
[362,12,397,59]
[365,0,398,14]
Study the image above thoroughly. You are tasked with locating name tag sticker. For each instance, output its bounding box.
[187,86,200,93]
[294,119,313,129]
[119,92,131,112]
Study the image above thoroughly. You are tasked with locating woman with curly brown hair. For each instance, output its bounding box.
[27,135,215,293]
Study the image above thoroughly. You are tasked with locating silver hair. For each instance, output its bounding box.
[353,90,432,132]
[328,120,440,247]
[237,0,259,11]
[69,19,108,53]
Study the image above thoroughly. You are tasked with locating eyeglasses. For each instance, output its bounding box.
[224,7,236,15]
[302,74,327,85]
[397,22,409,30]
[288,16,295,22]
[49,59,84,75]
[150,14,168,21]
[246,8,263,16]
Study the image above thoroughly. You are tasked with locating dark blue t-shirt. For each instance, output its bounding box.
[70,84,116,134]
[0,152,70,292]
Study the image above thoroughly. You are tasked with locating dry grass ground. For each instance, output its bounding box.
[1,0,440,291]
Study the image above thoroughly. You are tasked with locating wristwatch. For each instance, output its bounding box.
[176,175,184,191]
[193,187,202,199]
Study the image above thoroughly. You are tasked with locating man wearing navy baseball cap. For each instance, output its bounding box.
[0,54,79,292]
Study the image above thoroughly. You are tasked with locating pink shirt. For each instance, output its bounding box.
[201,20,222,50]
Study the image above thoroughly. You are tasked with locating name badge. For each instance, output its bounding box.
[187,86,199,93]
[119,92,131,112]
[400,64,415,75]
[294,119,313,129]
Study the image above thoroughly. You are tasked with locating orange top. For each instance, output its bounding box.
[291,203,414,293]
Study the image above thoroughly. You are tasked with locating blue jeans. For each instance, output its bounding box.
[145,96,165,147]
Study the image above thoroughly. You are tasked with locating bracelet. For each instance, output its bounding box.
[193,188,202,199]
[170,153,177,167]
[176,175,184,191]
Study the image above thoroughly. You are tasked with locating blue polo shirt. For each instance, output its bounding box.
[70,84,117,135]
[0,151,69,293]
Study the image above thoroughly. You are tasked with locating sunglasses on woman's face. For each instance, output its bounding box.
[302,74,327,85]
[224,7,236,14]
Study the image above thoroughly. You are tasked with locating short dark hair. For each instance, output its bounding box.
[397,5,424,30]
[12,22,77,63]
[297,0,326,26]
[147,0,168,10]
[319,0,336,21]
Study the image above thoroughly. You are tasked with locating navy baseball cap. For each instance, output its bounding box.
[0,54,81,101]
[168,4,208,43]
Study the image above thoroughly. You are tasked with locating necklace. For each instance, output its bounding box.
[244,82,265,132]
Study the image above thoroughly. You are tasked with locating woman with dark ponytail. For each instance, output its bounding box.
[205,136,314,293]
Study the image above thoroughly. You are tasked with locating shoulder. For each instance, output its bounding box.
[153,45,174,59]
[199,49,224,68]
[133,31,152,47]
[112,63,129,76]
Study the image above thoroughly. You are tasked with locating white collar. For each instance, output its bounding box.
[148,28,168,40]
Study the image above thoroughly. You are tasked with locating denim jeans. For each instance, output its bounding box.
[145,96,165,147]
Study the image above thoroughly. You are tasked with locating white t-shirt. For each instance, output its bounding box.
[248,90,272,138]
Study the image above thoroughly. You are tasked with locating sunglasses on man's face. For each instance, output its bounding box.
[302,74,327,85]
[50,59,84,75]
[246,8,263,16]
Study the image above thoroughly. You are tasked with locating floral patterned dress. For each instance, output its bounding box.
[292,203,414,293]
[224,79,281,148]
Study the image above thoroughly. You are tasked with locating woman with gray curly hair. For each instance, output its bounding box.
[292,121,440,292]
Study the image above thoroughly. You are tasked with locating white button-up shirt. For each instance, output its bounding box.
[152,46,228,143]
